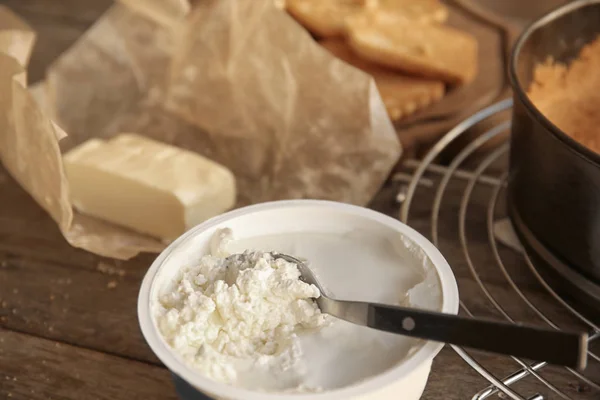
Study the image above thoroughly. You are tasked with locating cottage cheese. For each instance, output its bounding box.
[155,226,443,393]
[157,229,328,391]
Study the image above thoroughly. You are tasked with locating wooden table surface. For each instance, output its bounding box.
[1,1,599,400]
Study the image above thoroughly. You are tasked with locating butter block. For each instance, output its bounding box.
[63,133,236,241]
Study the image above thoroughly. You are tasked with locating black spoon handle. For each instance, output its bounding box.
[342,301,588,370]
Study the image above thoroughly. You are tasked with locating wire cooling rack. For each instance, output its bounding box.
[394,99,600,400]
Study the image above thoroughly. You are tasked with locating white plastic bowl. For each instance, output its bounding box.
[138,200,459,400]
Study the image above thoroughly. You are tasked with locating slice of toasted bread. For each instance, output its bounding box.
[345,12,478,84]
[368,0,449,24]
[286,0,366,38]
[322,39,445,120]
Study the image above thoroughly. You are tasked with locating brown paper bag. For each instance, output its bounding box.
[1,0,401,260]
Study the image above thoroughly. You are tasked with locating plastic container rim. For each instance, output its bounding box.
[138,199,460,400]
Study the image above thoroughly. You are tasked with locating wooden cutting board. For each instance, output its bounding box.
[397,0,571,160]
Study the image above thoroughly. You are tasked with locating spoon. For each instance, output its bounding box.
[264,252,588,370]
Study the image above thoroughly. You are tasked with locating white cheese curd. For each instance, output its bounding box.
[156,227,442,393]
[157,230,328,392]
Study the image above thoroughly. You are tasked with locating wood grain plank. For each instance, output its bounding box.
[0,253,158,364]
[0,328,176,400]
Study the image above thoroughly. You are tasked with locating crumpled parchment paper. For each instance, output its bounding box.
[0,0,401,260]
